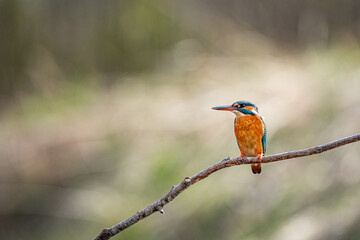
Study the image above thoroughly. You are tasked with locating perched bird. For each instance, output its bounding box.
[212,101,266,174]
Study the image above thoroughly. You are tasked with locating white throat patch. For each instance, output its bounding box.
[232,110,245,117]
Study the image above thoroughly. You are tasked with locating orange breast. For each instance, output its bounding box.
[234,115,264,157]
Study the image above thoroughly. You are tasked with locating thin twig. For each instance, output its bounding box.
[93,133,360,240]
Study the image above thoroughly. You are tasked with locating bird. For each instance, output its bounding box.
[212,101,266,174]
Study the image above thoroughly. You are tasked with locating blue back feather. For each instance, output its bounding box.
[261,117,267,154]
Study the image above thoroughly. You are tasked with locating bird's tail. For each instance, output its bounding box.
[251,164,261,174]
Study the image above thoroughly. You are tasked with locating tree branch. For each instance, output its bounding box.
[93,133,360,240]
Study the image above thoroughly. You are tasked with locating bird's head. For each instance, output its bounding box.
[212,100,259,117]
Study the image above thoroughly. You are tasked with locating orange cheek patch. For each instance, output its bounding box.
[245,106,254,112]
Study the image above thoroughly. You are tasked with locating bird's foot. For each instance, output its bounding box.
[258,154,262,162]
[240,153,244,160]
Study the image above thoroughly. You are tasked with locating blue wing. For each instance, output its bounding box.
[261,117,267,154]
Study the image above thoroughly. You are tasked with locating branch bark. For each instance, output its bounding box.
[93,133,360,240]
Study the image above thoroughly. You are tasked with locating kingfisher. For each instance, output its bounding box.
[212,101,266,174]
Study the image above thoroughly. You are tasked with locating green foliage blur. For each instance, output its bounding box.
[1,1,360,240]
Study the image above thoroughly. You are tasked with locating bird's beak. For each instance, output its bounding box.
[212,105,237,111]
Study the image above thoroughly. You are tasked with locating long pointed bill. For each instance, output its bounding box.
[212,105,237,111]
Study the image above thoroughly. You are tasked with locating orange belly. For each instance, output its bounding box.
[234,115,264,157]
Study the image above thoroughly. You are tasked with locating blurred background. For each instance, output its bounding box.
[1,0,360,239]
